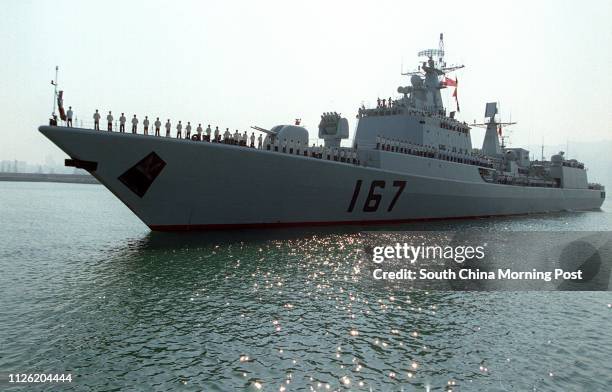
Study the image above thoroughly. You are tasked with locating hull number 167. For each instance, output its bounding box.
[347,180,406,213]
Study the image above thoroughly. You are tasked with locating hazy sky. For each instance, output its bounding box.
[1,0,611,165]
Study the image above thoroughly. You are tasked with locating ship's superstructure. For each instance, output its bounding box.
[39,35,605,230]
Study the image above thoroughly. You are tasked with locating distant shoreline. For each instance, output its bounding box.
[0,172,99,185]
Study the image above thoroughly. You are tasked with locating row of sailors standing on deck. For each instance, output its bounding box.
[377,97,393,108]
[353,98,396,119]
[91,110,264,147]
[375,135,492,167]
[220,128,262,148]
[265,139,359,164]
[93,110,145,133]
[376,136,436,157]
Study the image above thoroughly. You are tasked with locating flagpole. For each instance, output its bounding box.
[52,66,58,115]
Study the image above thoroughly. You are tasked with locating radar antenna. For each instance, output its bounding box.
[402,33,465,76]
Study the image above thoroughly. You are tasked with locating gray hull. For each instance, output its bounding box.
[39,126,605,230]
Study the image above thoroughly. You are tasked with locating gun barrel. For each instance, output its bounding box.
[250,125,276,135]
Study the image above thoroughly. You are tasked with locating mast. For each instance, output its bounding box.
[399,34,464,113]
[473,102,516,156]
[438,33,445,66]
[51,66,59,115]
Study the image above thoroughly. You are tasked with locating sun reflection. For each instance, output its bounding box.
[340,375,350,385]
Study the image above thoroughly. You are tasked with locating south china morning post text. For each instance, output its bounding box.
[363,232,612,290]
[372,242,581,282]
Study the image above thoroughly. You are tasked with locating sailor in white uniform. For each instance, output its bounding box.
[257,133,263,149]
[250,132,256,148]
[107,111,114,131]
[66,106,73,127]
[233,129,240,145]
[143,116,150,135]
[119,113,126,132]
[176,121,182,138]
[197,124,203,140]
[205,125,212,141]
[185,122,192,139]
[224,128,231,143]
[154,117,161,136]
[214,126,220,142]
[131,114,138,134]
[93,109,100,130]
[165,119,171,137]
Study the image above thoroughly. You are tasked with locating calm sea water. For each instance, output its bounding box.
[1,181,611,391]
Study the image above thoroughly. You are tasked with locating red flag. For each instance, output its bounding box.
[452,77,459,112]
[57,90,66,121]
[444,76,457,87]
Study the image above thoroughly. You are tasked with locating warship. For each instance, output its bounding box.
[39,35,605,230]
